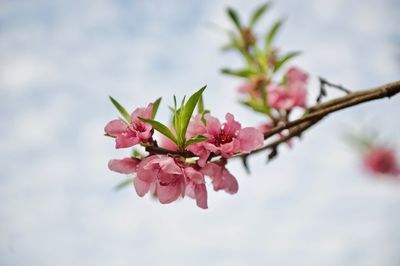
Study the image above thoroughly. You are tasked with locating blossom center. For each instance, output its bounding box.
[215,129,234,146]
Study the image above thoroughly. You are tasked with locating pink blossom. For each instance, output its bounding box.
[104,103,154,149]
[287,67,308,84]
[135,155,186,204]
[187,113,264,166]
[267,83,307,110]
[201,162,238,194]
[363,146,400,176]
[267,67,308,110]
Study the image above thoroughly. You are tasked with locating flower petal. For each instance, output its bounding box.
[133,177,151,197]
[194,184,208,209]
[157,181,182,204]
[237,127,264,153]
[104,119,127,136]
[108,158,140,174]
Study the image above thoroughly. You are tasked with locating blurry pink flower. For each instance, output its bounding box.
[363,146,400,176]
[135,155,186,204]
[267,85,296,110]
[201,162,238,194]
[104,103,154,149]
[267,83,307,110]
[267,67,308,110]
[287,67,308,84]
[187,113,264,166]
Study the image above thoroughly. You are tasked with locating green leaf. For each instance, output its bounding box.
[274,51,302,72]
[180,85,207,146]
[109,96,131,123]
[221,68,258,78]
[266,19,284,53]
[197,95,205,114]
[185,135,208,147]
[139,117,177,144]
[249,3,270,27]
[114,178,132,191]
[227,7,241,30]
[240,100,270,115]
[151,97,162,119]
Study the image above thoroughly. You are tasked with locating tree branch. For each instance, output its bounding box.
[144,80,400,161]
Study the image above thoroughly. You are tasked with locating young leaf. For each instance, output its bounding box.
[139,117,177,144]
[249,3,270,27]
[266,19,284,53]
[221,68,258,78]
[240,99,270,115]
[180,85,207,144]
[151,97,162,119]
[273,51,301,72]
[197,95,205,114]
[227,7,241,30]
[109,96,131,123]
[185,135,208,147]
[114,178,133,191]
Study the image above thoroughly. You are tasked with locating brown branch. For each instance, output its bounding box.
[263,80,400,140]
[144,80,400,161]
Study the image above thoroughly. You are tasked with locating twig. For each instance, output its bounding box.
[317,77,351,102]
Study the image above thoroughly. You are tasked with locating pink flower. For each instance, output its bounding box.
[287,67,308,84]
[187,113,264,166]
[104,103,154,149]
[135,155,186,204]
[267,67,308,110]
[363,146,400,176]
[201,162,238,194]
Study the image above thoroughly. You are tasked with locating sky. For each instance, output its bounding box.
[0,0,400,265]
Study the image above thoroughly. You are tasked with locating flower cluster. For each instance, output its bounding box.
[105,88,264,209]
[221,4,310,145]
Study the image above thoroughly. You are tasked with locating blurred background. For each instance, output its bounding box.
[1,0,399,265]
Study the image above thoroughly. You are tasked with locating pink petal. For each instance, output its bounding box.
[220,139,241,157]
[223,113,241,136]
[158,156,182,175]
[194,184,208,209]
[205,114,221,136]
[133,177,151,197]
[156,181,183,204]
[108,158,140,174]
[184,167,205,184]
[221,169,239,194]
[104,119,127,136]
[115,135,140,149]
[237,127,264,153]
[287,67,308,84]
[137,156,159,182]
